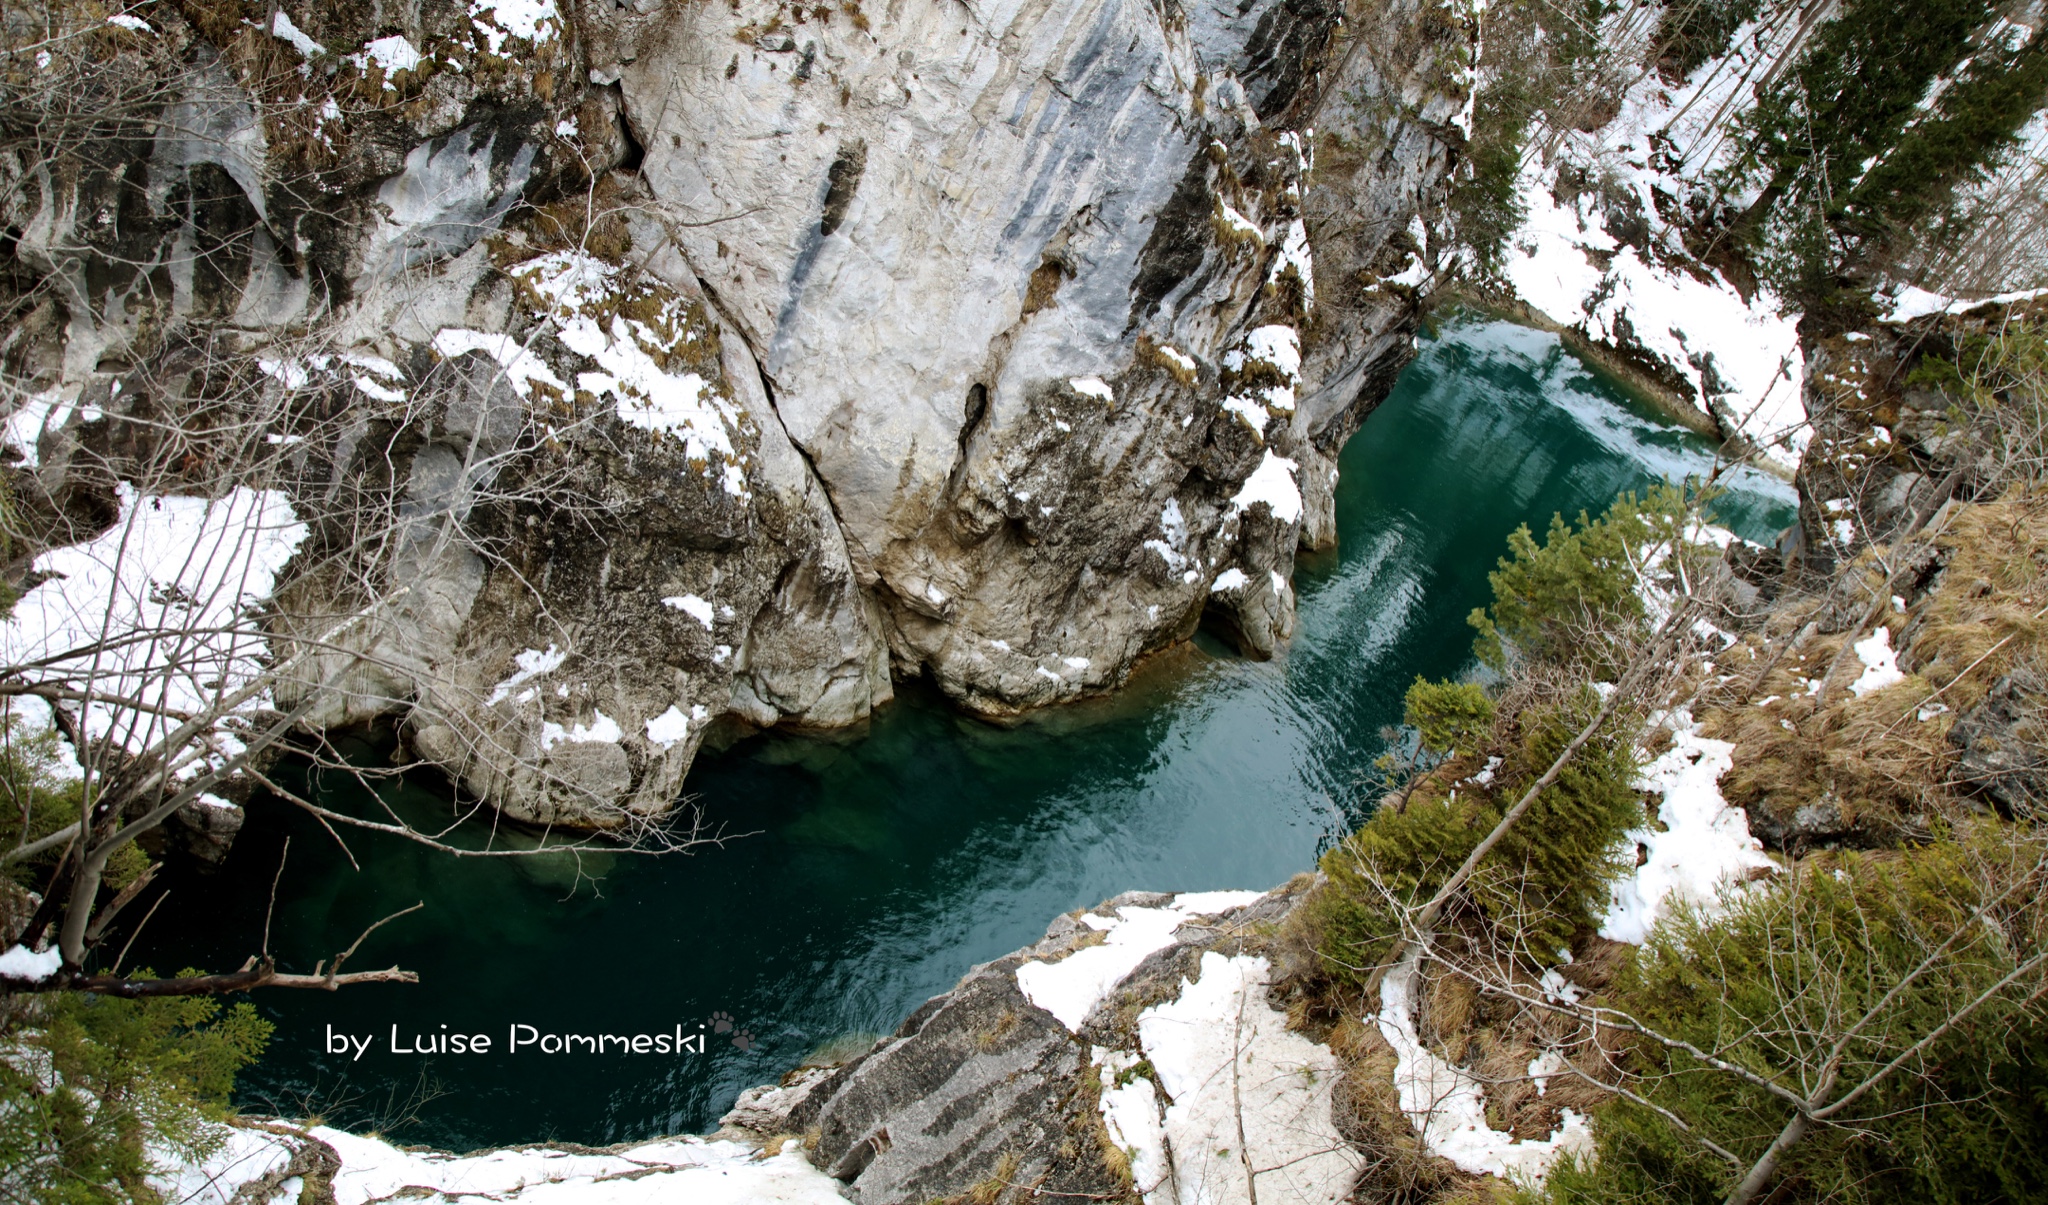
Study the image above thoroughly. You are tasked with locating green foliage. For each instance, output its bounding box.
[1533,834,2048,1204]
[1473,698,1643,957]
[1315,691,1642,984]
[1844,31,2048,243]
[1468,485,1691,673]
[1449,87,1532,274]
[1314,784,1495,986]
[1,713,84,889]
[1899,313,2048,489]
[1446,0,1620,274]
[1313,484,1679,987]
[1725,0,2048,307]
[1404,678,1496,756]
[0,990,272,1204]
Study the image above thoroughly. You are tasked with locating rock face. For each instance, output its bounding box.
[1951,674,2048,817]
[3,0,1464,824]
[592,0,1458,711]
[718,880,1358,1204]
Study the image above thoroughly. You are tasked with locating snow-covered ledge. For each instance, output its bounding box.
[156,1121,847,1205]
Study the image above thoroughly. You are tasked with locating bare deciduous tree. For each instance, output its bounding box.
[0,6,735,998]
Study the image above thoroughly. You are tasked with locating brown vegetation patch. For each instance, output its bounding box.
[1698,494,2048,842]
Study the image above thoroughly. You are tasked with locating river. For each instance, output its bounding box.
[134,315,1796,1148]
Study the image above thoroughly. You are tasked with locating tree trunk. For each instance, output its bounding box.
[1724,1108,1811,1205]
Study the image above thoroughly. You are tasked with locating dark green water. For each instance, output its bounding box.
[133,317,1794,1148]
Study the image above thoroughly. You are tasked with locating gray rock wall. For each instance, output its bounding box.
[4,0,1465,826]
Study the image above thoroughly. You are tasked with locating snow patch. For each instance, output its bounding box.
[662,594,715,629]
[158,1125,847,1205]
[1226,325,1302,379]
[5,389,76,467]
[1497,25,1815,468]
[487,646,565,705]
[1375,949,1592,1184]
[256,352,411,405]
[1849,627,1905,696]
[267,11,325,57]
[1095,1047,1171,1198]
[541,709,622,750]
[1270,218,1316,307]
[347,35,422,84]
[509,252,749,498]
[431,330,566,400]
[1217,201,1262,242]
[1504,165,1805,467]
[644,706,693,748]
[1599,709,1775,944]
[0,486,307,774]
[1014,891,1262,1031]
[1880,285,2048,324]
[0,944,61,981]
[1227,450,1303,525]
[1069,376,1114,403]
[469,0,561,56]
[1136,954,1361,1203]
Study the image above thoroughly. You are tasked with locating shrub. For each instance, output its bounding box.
[1445,0,1618,276]
[1472,697,1643,958]
[1,711,85,889]
[1533,832,2048,1205]
[1311,483,1685,989]
[1449,85,1532,275]
[0,990,273,1205]
[1315,689,1643,985]
[1723,0,2047,308]
[1469,485,1692,673]
[1313,786,1496,988]
[1405,678,1496,757]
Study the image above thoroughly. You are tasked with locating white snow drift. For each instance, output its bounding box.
[154,1124,845,1205]
[0,486,308,776]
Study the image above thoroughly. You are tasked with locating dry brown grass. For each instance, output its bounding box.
[1906,495,2048,713]
[1695,494,2048,839]
[960,1151,1022,1205]
[1422,971,1479,1060]
[1083,1068,1136,1192]
[1305,925,1632,1203]
[1330,1023,1469,1203]
[1064,1058,1142,1203]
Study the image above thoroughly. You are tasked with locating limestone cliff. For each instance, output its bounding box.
[1,0,1467,825]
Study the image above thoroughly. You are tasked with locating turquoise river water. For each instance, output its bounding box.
[135,316,1796,1148]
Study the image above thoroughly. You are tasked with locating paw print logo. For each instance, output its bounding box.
[731,1029,756,1052]
[708,1011,735,1034]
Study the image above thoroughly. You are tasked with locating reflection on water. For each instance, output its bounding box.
[131,317,1796,1147]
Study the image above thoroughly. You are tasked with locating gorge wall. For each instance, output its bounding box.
[3,0,1467,827]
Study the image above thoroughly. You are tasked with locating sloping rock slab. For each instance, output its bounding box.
[743,881,1333,1204]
